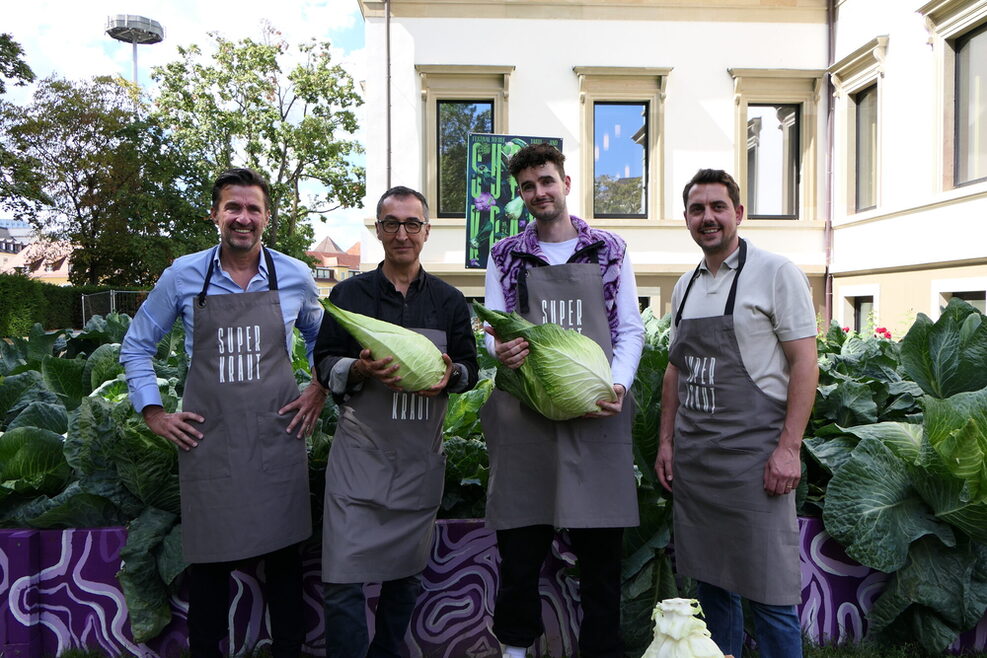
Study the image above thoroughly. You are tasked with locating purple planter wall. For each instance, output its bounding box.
[1,518,985,657]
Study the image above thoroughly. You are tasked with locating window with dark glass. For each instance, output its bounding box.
[746,104,799,218]
[853,295,874,333]
[593,102,647,218]
[437,100,493,217]
[949,291,987,314]
[854,85,878,211]
[956,23,987,186]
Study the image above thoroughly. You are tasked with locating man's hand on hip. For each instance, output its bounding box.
[143,405,204,451]
[279,380,329,438]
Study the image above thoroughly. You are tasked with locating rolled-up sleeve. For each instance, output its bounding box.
[119,268,181,412]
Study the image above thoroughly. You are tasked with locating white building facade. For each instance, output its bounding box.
[354,0,987,335]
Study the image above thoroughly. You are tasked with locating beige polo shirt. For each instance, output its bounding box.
[669,240,817,402]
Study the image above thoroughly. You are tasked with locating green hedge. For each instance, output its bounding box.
[0,274,129,335]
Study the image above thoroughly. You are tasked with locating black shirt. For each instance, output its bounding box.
[314,263,478,400]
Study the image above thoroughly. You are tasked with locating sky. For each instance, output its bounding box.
[3,0,368,250]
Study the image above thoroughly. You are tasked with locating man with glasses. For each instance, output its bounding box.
[314,185,478,656]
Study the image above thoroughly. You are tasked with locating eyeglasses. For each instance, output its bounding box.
[378,219,427,234]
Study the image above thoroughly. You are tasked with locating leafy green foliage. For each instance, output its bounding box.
[900,298,987,398]
[0,33,35,95]
[116,507,182,643]
[0,77,214,286]
[808,303,987,652]
[151,26,364,258]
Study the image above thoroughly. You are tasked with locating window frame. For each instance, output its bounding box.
[744,102,802,219]
[574,66,671,222]
[953,21,987,187]
[416,65,513,219]
[591,100,650,219]
[434,99,495,218]
[728,68,825,221]
[829,37,887,216]
[918,0,987,191]
[930,276,987,317]
[853,83,879,212]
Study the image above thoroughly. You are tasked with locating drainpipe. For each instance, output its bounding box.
[385,0,392,189]
[823,0,836,326]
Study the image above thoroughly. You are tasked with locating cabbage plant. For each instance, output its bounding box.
[322,300,446,391]
[642,598,723,658]
[473,303,615,421]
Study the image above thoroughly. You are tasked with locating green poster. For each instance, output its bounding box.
[465,134,563,269]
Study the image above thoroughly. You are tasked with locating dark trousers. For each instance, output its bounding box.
[324,574,422,658]
[493,525,624,658]
[187,543,304,658]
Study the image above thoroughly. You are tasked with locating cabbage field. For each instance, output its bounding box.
[1,299,985,653]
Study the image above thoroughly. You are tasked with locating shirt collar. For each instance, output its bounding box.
[698,240,744,274]
[375,261,426,294]
[212,245,269,277]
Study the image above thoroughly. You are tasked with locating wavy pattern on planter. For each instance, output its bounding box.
[1,519,984,656]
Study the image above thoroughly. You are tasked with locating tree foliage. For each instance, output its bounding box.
[594,174,644,216]
[0,76,215,286]
[151,26,364,258]
[438,101,492,216]
[0,33,35,95]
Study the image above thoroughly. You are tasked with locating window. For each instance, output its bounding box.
[932,276,987,316]
[746,104,800,218]
[593,102,648,218]
[852,295,874,333]
[575,67,671,221]
[918,0,987,189]
[830,37,886,215]
[417,65,513,219]
[854,85,878,211]
[728,69,825,221]
[955,23,987,186]
[437,100,493,217]
[949,290,987,313]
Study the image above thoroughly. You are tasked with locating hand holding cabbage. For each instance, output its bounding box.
[473,302,617,421]
[322,300,450,392]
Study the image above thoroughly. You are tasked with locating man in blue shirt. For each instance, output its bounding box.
[120,167,327,658]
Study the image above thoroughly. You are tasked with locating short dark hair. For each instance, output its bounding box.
[682,169,741,209]
[212,168,272,213]
[507,143,566,180]
[376,185,429,221]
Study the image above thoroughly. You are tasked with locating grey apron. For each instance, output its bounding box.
[669,239,801,605]
[180,247,311,563]
[481,262,639,530]
[321,329,449,583]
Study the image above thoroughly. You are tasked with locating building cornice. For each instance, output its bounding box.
[358,0,827,23]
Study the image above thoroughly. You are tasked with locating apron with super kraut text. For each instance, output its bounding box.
[669,239,801,605]
[179,247,311,563]
[481,259,639,530]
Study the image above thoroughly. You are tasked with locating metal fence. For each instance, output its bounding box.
[80,290,149,326]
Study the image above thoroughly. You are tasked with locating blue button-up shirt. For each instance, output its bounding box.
[120,246,324,412]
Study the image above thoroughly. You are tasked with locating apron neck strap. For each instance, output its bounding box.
[196,246,278,307]
[674,238,747,327]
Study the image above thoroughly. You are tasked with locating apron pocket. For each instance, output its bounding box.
[325,440,395,505]
[257,412,307,472]
[178,425,232,481]
[389,450,447,512]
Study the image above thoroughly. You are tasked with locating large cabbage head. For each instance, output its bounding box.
[643,598,723,658]
[322,300,446,392]
[473,302,616,421]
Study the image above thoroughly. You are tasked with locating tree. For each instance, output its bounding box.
[152,25,364,257]
[0,33,35,95]
[594,174,645,216]
[0,76,215,286]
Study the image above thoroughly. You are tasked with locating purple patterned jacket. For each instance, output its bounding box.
[489,215,626,344]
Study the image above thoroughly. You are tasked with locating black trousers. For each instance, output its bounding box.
[187,543,304,658]
[493,525,624,658]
